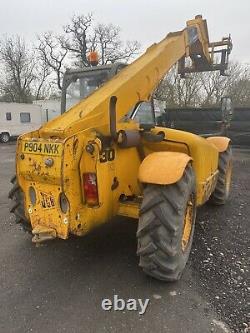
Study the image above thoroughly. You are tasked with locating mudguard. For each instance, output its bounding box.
[206,136,231,153]
[138,152,192,185]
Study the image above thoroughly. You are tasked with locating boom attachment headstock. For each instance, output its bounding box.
[178,15,233,77]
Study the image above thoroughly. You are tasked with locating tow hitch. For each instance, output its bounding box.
[32,225,56,244]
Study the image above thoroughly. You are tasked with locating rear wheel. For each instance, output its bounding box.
[137,164,196,282]
[0,132,10,143]
[8,175,31,232]
[209,146,232,205]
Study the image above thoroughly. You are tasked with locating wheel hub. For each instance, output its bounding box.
[182,196,194,251]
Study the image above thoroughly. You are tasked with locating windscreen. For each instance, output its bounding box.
[65,74,108,111]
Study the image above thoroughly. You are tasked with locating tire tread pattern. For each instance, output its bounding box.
[8,175,32,233]
[137,165,196,282]
[209,146,232,205]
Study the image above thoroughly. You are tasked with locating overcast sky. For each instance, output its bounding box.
[0,0,249,64]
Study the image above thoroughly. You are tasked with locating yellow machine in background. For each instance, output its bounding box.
[9,15,233,281]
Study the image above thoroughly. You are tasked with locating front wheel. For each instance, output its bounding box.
[137,164,196,282]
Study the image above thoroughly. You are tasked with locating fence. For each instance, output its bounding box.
[162,107,250,146]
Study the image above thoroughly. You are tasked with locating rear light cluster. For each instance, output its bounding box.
[83,173,99,206]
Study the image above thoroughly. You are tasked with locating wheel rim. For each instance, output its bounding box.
[182,195,195,251]
[225,161,232,195]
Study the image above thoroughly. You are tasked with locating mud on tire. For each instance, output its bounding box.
[8,175,31,232]
[137,164,196,282]
[209,146,232,205]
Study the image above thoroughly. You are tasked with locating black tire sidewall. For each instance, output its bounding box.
[209,146,232,205]
[0,132,10,143]
[137,164,197,281]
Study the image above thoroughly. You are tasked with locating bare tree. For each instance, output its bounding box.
[62,13,93,67]
[33,14,140,92]
[92,23,140,65]
[0,36,36,102]
[155,62,250,108]
[33,59,51,100]
[62,14,140,67]
[155,67,203,107]
[199,63,246,106]
[0,15,140,100]
[227,69,250,106]
[37,32,68,90]
[0,35,51,102]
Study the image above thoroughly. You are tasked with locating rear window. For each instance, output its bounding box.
[6,112,11,121]
[20,113,31,123]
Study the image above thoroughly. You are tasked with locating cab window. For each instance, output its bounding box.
[132,102,155,125]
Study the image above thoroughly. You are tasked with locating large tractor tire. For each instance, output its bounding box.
[209,146,232,205]
[137,164,196,282]
[8,175,31,232]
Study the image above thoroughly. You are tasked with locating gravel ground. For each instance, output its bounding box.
[190,148,250,332]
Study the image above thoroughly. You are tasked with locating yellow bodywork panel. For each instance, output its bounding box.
[206,136,231,152]
[141,127,220,205]
[17,136,73,239]
[118,201,140,219]
[138,152,192,185]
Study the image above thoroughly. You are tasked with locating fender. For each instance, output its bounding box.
[206,136,231,153]
[138,152,192,185]
[0,130,11,136]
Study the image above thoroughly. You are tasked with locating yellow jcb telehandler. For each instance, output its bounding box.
[9,15,233,281]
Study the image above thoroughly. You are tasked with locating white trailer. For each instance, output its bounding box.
[0,103,42,143]
[33,99,61,122]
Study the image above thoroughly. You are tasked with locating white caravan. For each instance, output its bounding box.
[0,103,42,143]
[33,99,61,122]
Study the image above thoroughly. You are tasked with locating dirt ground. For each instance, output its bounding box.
[0,143,249,333]
[191,148,250,332]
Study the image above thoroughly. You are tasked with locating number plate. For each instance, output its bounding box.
[40,192,55,209]
[22,141,62,156]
